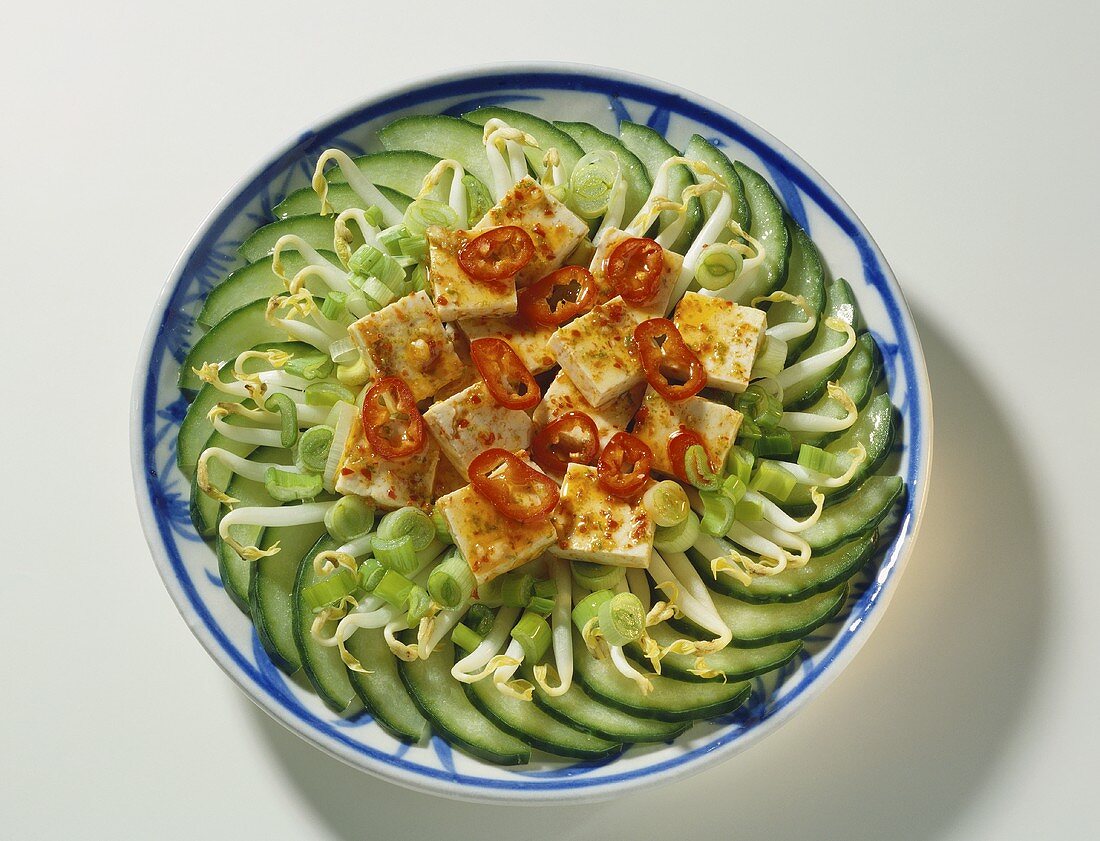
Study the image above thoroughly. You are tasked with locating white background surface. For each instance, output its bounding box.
[3,0,1098,837]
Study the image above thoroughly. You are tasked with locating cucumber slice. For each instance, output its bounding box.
[378,115,495,187]
[768,218,826,359]
[462,106,586,180]
[179,299,289,391]
[782,278,860,408]
[292,536,364,712]
[215,447,285,609]
[783,391,896,511]
[553,121,652,222]
[464,673,623,760]
[326,149,466,199]
[573,630,750,721]
[631,626,801,681]
[683,135,751,234]
[344,629,429,744]
[733,160,790,301]
[620,121,702,254]
[399,639,531,765]
[273,183,411,220]
[672,585,848,647]
[198,252,339,330]
[251,519,326,674]
[188,431,256,537]
[238,215,338,264]
[523,665,689,742]
[691,532,877,604]
[802,476,905,554]
[790,333,882,450]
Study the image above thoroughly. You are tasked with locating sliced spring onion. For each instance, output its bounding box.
[305,382,356,407]
[511,611,553,662]
[527,595,555,616]
[349,244,406,291]
[324,495,375,543]
[684,444,720,491]
[358,558,385,592]
[284,352,335,381]
[463,603,496,637]
[798,444,841,475]
[721,474,748,503]
[432,508,452,544]
[327,337,360,367]
[533,578,558,600]
[263,393,298,448]
[374,569,415,609]
[695,243,745,291]
[749,461,797,501]
[570,561,624,591]
[699,490,737,537]
[319,291,348,323]
[500,573,535,608]
[571,589,613,634]
[734,495,765,522]
[336,358,371,387]
[359,274,397,307]
[405,585,432,625]
[476,576,505,607]
[403,198,459,236]
[296,425,334,473]
[653,510,701,553]
[323,400,356,493]
[264,466,322,502]
[725,445,755,484]
[373,533,418,574]
[737,385,784,431]
[377,507,435,553]
[642,480,690,528]
[376,226,407,256]
[451,623,483,653]
[398,234,428,262]
[750,335,788,381]
[303,567,359,613]
[568,150,620,220]
[427,549,475,609]
[597,592,645,646]
[754,427,794,457]
[409,262,429,293]
[463,174,492,226]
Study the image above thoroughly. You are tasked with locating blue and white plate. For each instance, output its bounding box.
[131,63,932,803]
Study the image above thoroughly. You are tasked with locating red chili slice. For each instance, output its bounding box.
[597,432,653,498]
[531,411,601,475]
[517,266,597,327]
[470,337,541,411]
[360,377,427,460]
[633,318,707,402]
[605,237,664,306]
[468,448,560,523]
[667,428,713,485]
[457,226,535,281]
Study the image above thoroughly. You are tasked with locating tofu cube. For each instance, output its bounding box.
[423,382,533,479]
[546,297,644,408]
[474,177,589,287]
[347,290,465,401]
[533,369,644,448]
[426,226,518,322]
[672,291,767,394]
[549,465,654,567]
[335,416,439,509]
[430,453,467,501]
[435,453,557,584]
[631,387,743,476]
[590,227,685,317]
[458,313,557,374]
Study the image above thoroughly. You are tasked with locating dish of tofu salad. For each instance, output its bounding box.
[177,106,904,765]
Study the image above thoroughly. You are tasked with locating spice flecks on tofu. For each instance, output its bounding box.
[474,177,589,287]
[426,226,518,322]
[630,387,743,476]
[589,227,685,317]
[335,415,439,509]
[546,296,645,408]
[423,381,534,479]
[458,313,557,374]
[672,291,766,394]
[548,464,654,567]
[347,290,464,401]
[533,369,643,448]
